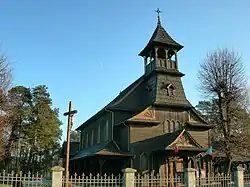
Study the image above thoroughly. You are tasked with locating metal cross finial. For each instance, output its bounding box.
[155,8,162,24]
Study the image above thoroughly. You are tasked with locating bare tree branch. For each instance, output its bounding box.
[198,48,250,174]
[0,53,12,161]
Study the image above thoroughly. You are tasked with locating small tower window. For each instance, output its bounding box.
[167,84,175,96]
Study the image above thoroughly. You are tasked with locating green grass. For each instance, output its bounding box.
[0,184,48,187]
[0,184,10,187]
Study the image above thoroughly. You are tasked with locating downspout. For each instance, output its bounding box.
[105,108,114,141]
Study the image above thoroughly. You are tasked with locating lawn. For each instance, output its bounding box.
[0,184,10,187]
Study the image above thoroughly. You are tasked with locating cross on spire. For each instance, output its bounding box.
[155,8,162,25]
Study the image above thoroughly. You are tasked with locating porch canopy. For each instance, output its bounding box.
[70,141,133,161]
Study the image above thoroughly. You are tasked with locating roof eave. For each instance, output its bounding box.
[76,107,113,130]
[185,122,215,129]
[138,42,184,57]
[152,102,192,109]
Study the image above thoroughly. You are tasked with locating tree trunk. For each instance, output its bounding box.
[26,150,33,172]
[227,159,232,175]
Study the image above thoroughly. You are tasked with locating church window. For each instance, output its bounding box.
[176,121,181,130]
[90,130,94,146]
[171,120,175,132]
[104,120,109,142]
[167,120,171,132]
[140,152,148,171]
[85,132,89,148]
[97,125,101,144]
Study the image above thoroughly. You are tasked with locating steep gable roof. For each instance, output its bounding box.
[76,73,211,130]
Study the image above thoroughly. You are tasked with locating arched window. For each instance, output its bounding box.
[167,120,171,132]
[176,121,181,130]
[172,120,175,132]
[140,153,148,171]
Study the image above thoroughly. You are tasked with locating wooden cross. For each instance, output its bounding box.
[64,101,77,130]
[64,101,77,187]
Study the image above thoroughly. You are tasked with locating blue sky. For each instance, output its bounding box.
[1,1,250,141]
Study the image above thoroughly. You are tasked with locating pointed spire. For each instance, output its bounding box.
[155,8,162,25]
[138,8,183,56]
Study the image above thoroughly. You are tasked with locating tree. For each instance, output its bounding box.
[197,48,250,174]
[195,100,218,125]
[0,54,12,162]
[4,86,32,171]
[196,100,250,141]
[24,85,62,173]
[3,85,62,174]
[70,131,80,142]
[0,54,11,93]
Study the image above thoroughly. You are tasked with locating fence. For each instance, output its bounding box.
[135,172,184,187]
[244,173,250,187]
[1,166,249,187]
[0,170,50,187]
[52,167,248,187]
[196,174,234,187]
[62,173,123,187]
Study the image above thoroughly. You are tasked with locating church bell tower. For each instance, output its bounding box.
[139,8,184,76]
[139,9,190,107]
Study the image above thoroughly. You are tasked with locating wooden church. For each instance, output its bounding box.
[70,11,213,178]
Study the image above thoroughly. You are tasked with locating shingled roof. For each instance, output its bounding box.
[131,128,206,153]
[76,76,147,130]
[70,141,132,161]
[139,22,183,56]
